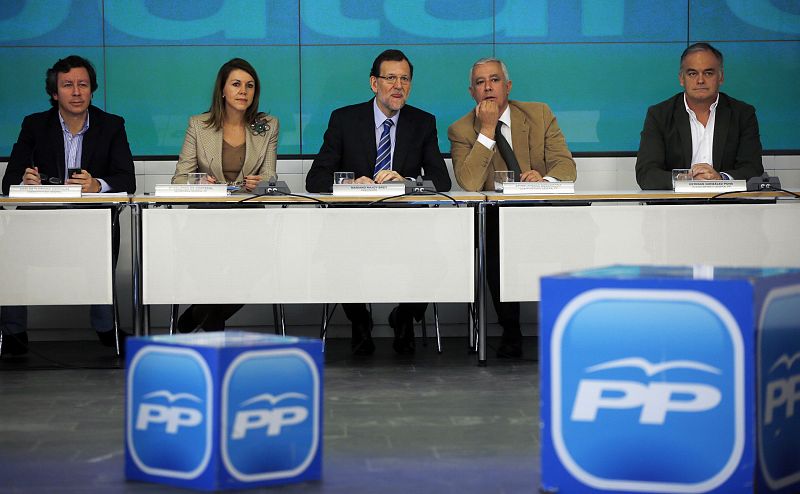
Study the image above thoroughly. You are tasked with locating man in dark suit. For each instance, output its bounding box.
[306,49,451,357]
[1,55,136,357]
[636,42,763,190]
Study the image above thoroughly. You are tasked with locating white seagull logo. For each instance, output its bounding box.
[240,392,308,407]
[142,390,202,403]
[769,352,800,373]
[586,357,721,376]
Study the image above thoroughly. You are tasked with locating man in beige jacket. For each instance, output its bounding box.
[448,57,576,358]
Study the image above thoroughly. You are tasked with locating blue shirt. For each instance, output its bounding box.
[58,111,110,191]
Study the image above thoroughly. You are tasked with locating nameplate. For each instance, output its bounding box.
[502,181,575,195]
[674,180,746,193]
[154,184,228,197]
[332,182,406,197]
[8,185,82,198]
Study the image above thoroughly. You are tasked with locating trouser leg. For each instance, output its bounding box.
[194,304,244,331]
[485,206,521,340]
[341,303,371,325]
[95,208,121,334]
[0,306,28,334]
[394,303,427,322]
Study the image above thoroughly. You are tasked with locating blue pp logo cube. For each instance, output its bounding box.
[552,289,745,492]
[127,347,213,480]
[222,348,320,482]
[759,285,800,492]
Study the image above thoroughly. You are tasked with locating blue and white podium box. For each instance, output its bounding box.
[125,332,323,491]
[539,266,800,494]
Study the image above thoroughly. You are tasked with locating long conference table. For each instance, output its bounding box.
[3,190,799,365]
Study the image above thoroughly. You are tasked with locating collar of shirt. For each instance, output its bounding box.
[373,98,400,129]
[498,105,511,129]
[497,105,512,148]
[683,92,719,123]
[58,110,90,137]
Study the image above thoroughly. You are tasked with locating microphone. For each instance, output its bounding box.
[405,175,436,194]
[254,176,291,195]
[746,173,781,191]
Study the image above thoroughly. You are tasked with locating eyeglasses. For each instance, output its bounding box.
[38,173,63,185]
[376,75,411,86]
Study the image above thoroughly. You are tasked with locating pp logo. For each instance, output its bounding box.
[127,347,213,479]
[759,285,800,491]
[222,349,320,481]
[551,289,744,493]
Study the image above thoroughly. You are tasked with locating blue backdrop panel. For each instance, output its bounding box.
[0,0,798,157]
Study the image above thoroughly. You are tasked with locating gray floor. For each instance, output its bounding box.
[0,333,540,493]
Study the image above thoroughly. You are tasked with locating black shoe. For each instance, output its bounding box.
[96,329,130,356]
[496,339,523,359]
[351,320,375,356]
[1,331,29,357]
[389,307,415,355]
[177,306,200,333]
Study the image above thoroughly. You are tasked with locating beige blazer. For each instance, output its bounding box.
[172,112,279,184]
[447,100,576,191]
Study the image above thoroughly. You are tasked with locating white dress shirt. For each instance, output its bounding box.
[684,93,730,179]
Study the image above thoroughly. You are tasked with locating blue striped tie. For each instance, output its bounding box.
[374,119,394,178]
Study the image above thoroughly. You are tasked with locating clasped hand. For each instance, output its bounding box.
[202,174,262,191]
[690,163,722,180]
[356,170,405,184]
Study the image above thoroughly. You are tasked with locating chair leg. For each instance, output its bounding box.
[434,303,442,354]
[112,282,121,356]
[272,304,280,335]
[320,304,329,351]
[420,311,428,347]
[279,304,286,337]
[169,304,179,335]
[467,303,478,354]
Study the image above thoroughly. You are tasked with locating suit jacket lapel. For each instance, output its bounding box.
[674,101,693,167]
[360,101,377,176]
[509,105,530,172]
[712,96,730,171]
[393,109,411,176]
[47,111,66,180]
[204,126,224,180]
[242,128,262,179]
[81,109,99,175]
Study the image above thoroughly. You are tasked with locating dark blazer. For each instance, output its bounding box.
[306,99,451,193]
[2,106,136,195]
[635,92,763,190]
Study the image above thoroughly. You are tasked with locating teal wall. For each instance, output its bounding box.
[1,0,798,156]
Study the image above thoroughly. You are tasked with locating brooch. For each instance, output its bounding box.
[249,118,270,136]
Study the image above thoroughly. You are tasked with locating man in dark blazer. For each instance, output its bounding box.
[636,42,763,190]
[306,49,451,357]
[1,55,135,357]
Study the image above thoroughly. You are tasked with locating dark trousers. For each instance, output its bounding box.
[342,303,427,326]
[485,205,521,340]
[184,304,244,330]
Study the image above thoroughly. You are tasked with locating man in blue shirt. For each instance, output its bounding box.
[1,55,136,357]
